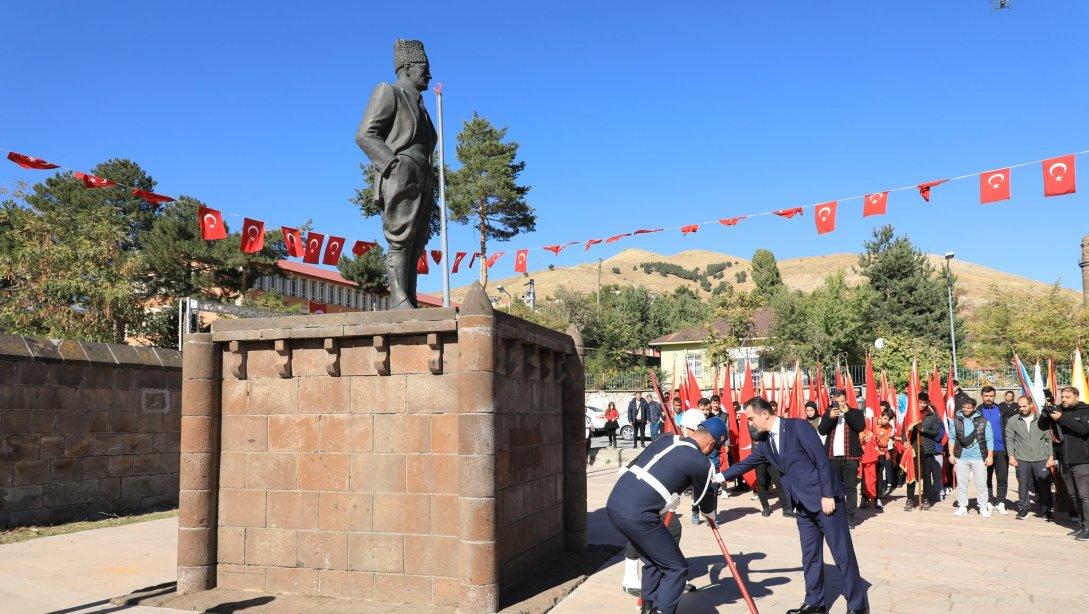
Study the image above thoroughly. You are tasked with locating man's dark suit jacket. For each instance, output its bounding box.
[721,417,843,513]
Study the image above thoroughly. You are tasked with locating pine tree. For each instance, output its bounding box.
[750,248,784,301]
[447,113,535,286]
[337,244,389,295]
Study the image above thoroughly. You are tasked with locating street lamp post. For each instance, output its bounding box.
[496,285,512,312]
[944,252,958,375]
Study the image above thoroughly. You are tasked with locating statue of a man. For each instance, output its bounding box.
[356,39,437,309]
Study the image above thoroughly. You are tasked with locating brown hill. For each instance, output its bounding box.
[451,248,1077,313]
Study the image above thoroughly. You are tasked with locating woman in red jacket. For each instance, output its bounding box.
[604,402,620,448]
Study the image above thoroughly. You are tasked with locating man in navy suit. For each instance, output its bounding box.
[721,397,868,614]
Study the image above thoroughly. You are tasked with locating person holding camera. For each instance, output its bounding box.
[1038,387,1089,540]
[818,389,867,529]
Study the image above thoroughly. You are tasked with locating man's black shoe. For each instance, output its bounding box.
[1044,509,1054,522]
[903,501,916,512]
[761,505,772,517]
[1075,528,1089,541]
[1015,510,1029,520]
[1067,527,1082,536]
[846,608,869,614]
[786,604,828,614]
[848,520,856,530]
[783,511,797,518]
[640,600,655,614]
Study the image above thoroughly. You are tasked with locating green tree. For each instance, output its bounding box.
[872,333,948,388]
[967,282,1089,366]
[349,159,443,241]
[704,285,759,368]
[767,271,873,364]
[857,225,960,353]
[750,249,783,301]
[337,244,390,295]
[446,113,535,286]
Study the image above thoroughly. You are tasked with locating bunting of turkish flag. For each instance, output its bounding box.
[322,236,344,265]
[303,232,324,264]
[634,228,663,234]
[979,168,1011,204]
[719,216,745,226]
[352,240,376,257]
[431,250,442,264]
[451,251,467,273]
[132,188,175,205]
[308,301,327,314]
[1043,154,1076,196]
[240,218,265,253]
[863,192,888,217]
[74,171,115,189]
[7,151,59,170]
[917,179,948,202]
[468,253,480,269]
[417,254,429,274]
[485,252,505,269]
[544,242,577,255]
[814,201,837,235]
[282,227,304,257]
[680,224,699,235]
[774,207,803,219]
[198,205,227,240]
[514,249,528,273]
[605,233,630,244]
[584,239,602,251]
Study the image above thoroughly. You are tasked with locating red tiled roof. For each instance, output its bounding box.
[275,260,445,307]
[648,308,774,345]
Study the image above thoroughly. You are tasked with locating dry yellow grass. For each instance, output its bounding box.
[452,248,1078,314]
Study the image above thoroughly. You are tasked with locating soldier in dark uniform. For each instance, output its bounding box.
[606,420,728,614]
[356,39,438,309]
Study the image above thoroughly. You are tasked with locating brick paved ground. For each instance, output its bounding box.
[553,467,1089,613]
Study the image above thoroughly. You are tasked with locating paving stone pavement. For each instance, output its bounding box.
[553,467,1088,613]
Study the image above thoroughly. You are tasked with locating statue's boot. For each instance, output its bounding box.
[386,249,414,310]
[405,249,421,308]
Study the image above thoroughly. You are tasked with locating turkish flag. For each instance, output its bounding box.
[351,240,376,257]
[514,249,528,273]
[863,192,888,217]
[74,171,115,189]
[544,242,576,255]
[240,218,265,253]
[584,239,602,251]
[917,179,948,202]
[468,253,480,269]
[680,224,699,235]
[282,227,304,257]
[198,206,227,240]
[303,232,324,264]
[634,228,663,234]
[979,168,1011,204]
[451,251,467,273]
[308,301,327,314]
[1043,154,1076,196]
[132,188,175,205]
[605,233,630,244]
[322,236,344,265]
[813,201,837,235]
[7,152,59,170]
[774,207,803,219]
[719,216,745,226]
[417,254,429,274]
[485,252,505,268]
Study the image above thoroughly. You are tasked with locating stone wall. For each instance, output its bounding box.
[178,283,586,613]
[0,335,181,529]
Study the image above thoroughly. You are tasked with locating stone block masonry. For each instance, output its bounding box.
[178,283,586,613]
[0,335,181,529]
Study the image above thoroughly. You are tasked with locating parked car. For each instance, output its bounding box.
[586,405,635,441]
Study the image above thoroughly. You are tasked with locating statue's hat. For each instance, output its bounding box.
[394,39,428,71]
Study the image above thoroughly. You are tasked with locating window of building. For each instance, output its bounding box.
[308,280,315,300]
[336,286,343,305]
[686,354,703,378]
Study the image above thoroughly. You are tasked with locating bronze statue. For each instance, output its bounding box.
[356,39,437,309]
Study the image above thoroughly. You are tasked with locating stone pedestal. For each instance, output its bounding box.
[176,283,585,612]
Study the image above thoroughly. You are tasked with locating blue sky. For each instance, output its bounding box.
[3,2,1088,293]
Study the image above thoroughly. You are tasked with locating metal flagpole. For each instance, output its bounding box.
[435,83,451,307]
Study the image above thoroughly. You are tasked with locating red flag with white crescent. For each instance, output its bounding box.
[351,240,376,257]
[485,252,505,268]
[979,168,1011,204]
[7,151,59,170]
[1043,154,1076,196]
[719,216,746,226]
[605,233,631,244]
[198,205,227,240]
[240,218,265,253]
[282,227,304,257]
[544,241,577,255]
[584,239,602,251]
[74,171,116,189]
[863,192,888,217]
[451,251,467,273]
[431,250,442,264]
[417,254,429,274]
[322,236,344,265]
[468,252,480,268]
[308,301,327,314]
[680,224,699,235]
[132,188,175,205]
[514,249,528,273]
[634,228,663,234]
[774,207,803,219]
[303,232,324,264]
[814,201,837,235]
[917,179,948,202]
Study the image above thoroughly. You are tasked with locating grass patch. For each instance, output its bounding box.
[0,509,178,545]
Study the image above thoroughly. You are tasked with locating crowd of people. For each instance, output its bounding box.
[610,382,1089,539]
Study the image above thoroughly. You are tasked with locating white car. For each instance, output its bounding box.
[586,405,636,441]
